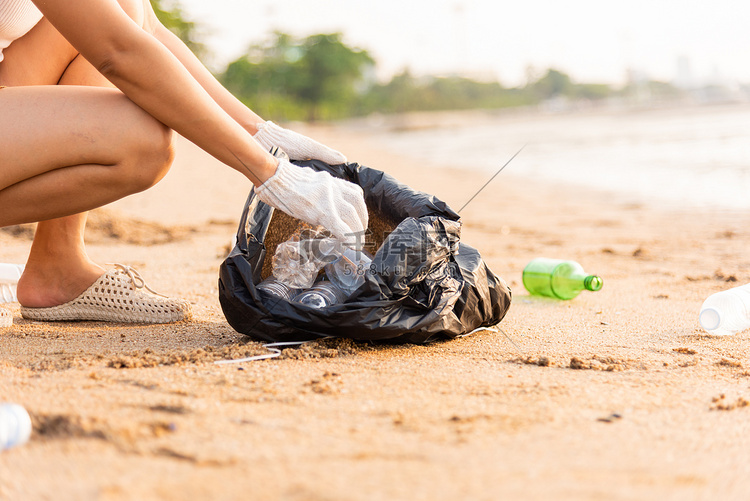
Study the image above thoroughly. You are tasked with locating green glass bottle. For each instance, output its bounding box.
[522,258,603,300]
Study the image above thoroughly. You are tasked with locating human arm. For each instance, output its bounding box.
[31,0,364,237]
[31,0,276,185]
[149,21,266,135]
[151,20,347,164]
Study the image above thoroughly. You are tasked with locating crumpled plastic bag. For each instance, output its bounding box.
[218,159,512,344]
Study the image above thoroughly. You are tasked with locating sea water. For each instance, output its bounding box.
[367,103,750,211]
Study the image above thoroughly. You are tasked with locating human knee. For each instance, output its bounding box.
[120,121,174,194]
[143,122,174,185]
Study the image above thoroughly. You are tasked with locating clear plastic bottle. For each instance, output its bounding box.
[256,278,299,302]
[0,264,24,304]
[522,258,603,300]
[293,281,347,309]
[271,227,342,289]
[271,239,321,289]
[324,248,372,295]
[0,403,32,452]
[699,284,750,336]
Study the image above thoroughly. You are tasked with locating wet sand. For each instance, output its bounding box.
[1,111,750,500]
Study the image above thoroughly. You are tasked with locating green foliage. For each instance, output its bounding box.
[618,79,686,104]
[363,72,533,114]
[574,83,612,100]
[526,69,615,102]
[150,0,207,60]
[221,32,374,121]
[296,34,375,120]
[530,68,573,99]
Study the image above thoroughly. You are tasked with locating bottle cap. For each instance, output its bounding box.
[1,403,32,450]
[584,275,603,291]
[699,308,721,331]
[296,291,329,309]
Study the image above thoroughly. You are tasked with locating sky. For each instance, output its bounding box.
[176,0,750,88]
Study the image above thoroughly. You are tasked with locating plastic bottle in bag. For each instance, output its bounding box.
[256,278,299,302]
[0,264,24,304]
[325,248,372,295]
[699,284,750,336]
[293,281,347,309]
[0,403,32,452]
[271,226,342,289]
[522,258,603,300]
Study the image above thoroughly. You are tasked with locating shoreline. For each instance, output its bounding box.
[330,102,750,214]
[337,99,750,132]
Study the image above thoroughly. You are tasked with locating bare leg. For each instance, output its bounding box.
[0,7,173,308]
[2,88,173,307]
[5,22,115,308]
[20,216,101,309]
[25,49,116,307]
[0,87,173,223]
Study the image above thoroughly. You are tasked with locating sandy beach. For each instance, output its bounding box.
[2,107,750,500]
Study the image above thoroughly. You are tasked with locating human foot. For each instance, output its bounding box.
[16,260,105,308]
[20,264,191,324]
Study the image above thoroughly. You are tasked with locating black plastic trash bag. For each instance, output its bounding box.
[218,159,511,344]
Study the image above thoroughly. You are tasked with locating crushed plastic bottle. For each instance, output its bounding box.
[0,264,24,304]
[699,283,750,336]
[0,403,32,452]
[293,281,348,309]
[269,224,373,306]
[324,247,372,295]
[271,226,342,289]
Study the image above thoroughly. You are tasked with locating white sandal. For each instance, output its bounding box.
[0,307,11,328]
[20,264,191,324]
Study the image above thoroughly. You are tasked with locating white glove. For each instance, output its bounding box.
[255,159,368,248]
[254,121,347,164]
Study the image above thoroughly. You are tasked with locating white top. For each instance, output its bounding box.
[0,0,43,63]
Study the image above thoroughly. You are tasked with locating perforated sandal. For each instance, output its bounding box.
[20,264,192,324]
[0,307,11,328]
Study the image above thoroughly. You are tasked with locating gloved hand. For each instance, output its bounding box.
[254,121,347,164]
[254,158,368,248]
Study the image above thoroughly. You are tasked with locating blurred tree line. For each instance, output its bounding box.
[152,0,682,122]
[221,32,374,121]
